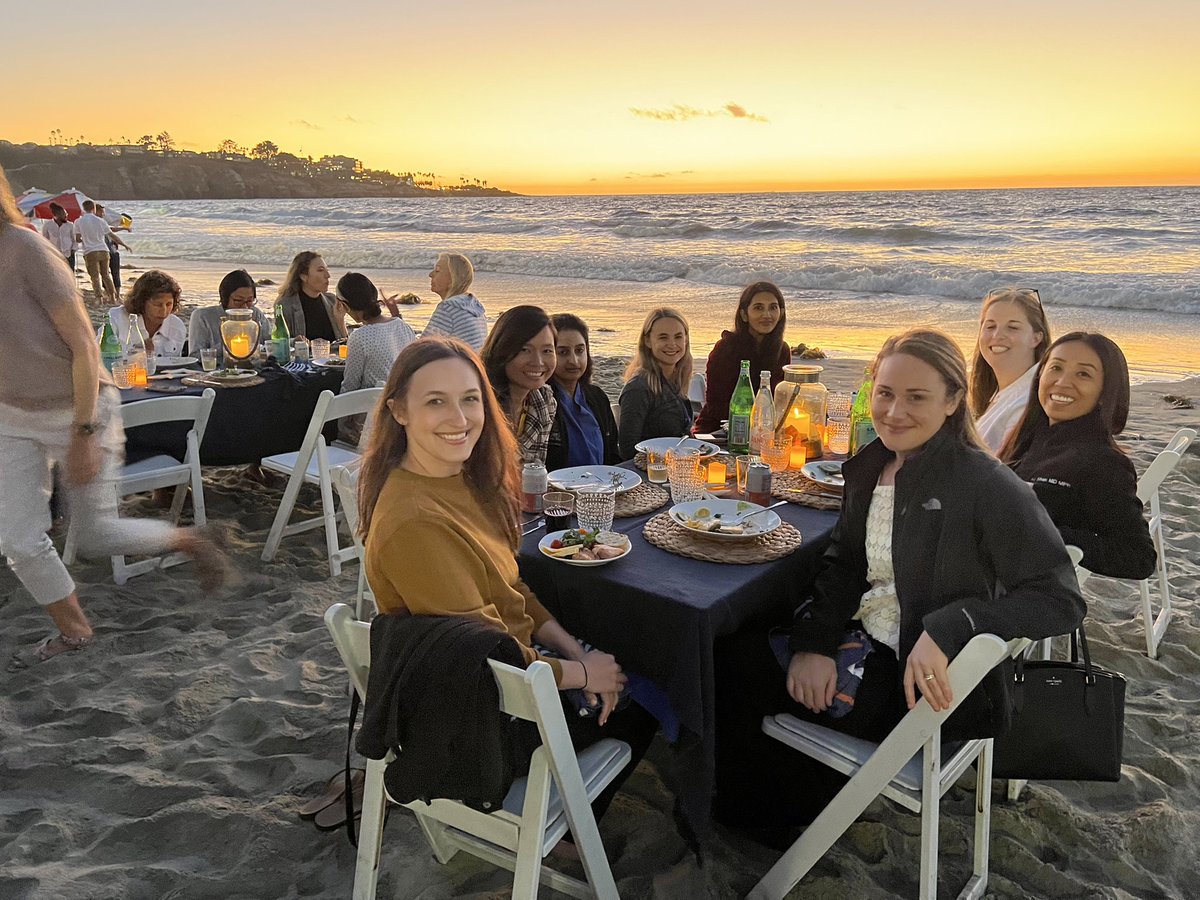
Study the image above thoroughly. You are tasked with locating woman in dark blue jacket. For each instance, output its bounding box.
[1001,331,1155,580]
[714,329,1086,828]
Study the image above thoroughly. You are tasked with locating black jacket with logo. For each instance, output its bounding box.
[790,428,1086,737]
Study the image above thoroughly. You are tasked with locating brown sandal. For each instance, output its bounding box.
[298,769,364,819]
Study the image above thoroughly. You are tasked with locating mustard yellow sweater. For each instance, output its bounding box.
[364,467,563,683]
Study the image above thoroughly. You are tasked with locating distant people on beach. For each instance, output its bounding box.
[277,251,347,341]
[106,270,188,358]
[694,282,790,434]
[74,199,129,303]
[188,269,271,357]
[94,203,126,293]
[712,328,1085,829]
[481,305,558,466]
[617,307,694,459]
[422,252,487,351]
[0,166,223,662]
[546,313,620,470]
[969,287,1050,452]
[1002,332,1156,579]
[41,202,76,269]
[356,336,656,821]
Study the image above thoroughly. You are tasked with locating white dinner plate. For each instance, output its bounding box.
[206,368,258,383]
[313,356,347,368]
[538,530,632,567]
[155,356,197,367]
[634,437,720,458]
[547,466,642,493]
[668,498,783,541]
[802,460,845,490]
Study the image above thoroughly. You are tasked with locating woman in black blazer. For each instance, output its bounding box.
[546,313,620,471]
[1001,331,1155,580]
[713,329,1086,829]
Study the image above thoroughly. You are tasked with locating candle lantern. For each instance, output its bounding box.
[220,309,261,367]
[773,365,827,461]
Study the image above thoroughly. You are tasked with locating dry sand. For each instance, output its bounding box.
[1,361,1198,899]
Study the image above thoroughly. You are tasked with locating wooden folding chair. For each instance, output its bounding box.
[260,387,381,576]
[324,603,630,900]
[750,633,1030,900]
[64,388,215,585]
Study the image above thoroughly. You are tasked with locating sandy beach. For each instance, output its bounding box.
[2,355,1198,899]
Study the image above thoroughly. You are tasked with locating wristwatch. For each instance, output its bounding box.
[74,421,101,436]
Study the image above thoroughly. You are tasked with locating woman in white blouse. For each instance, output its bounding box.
[106,269,188,358]
[967,287,1050,452]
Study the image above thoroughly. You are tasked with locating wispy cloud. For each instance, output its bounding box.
[624,169,697,180]
[337,114,376,126]
[629,102,768,124]
[290,119,322,131]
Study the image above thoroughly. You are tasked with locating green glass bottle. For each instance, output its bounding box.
[98,320,122,373]
[849,364,878,455]
[727,360,754,454]
[270,303,291,363]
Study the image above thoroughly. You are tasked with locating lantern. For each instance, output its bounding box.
[220,308,261,367]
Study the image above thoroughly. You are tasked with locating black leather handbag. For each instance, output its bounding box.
[992,626,1126,782]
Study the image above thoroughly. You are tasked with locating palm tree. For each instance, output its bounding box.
[155,131,175,152]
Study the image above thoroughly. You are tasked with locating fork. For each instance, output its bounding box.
[719,500,788,527]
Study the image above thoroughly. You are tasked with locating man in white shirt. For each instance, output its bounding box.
[74,199,130,302]
[41,203,76,269]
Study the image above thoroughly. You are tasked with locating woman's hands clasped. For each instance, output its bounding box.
[580,650,626,726]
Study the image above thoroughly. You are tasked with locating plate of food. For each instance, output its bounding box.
[802,460,845,490]
[206,368,258,383]
[538,529,631,566]
[635,436,720,458]
[154,355,197,367]
[313,356,347,368]
[548,465,642,493]
[668,498,783,540]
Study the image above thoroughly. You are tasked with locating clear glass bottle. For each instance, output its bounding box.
[749,370,775,454]
[124,313,149,386]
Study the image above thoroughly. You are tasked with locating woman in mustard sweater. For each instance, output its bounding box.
[357,336,656,817]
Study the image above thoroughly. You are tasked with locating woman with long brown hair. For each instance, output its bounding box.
[357,337,656,819]
[276,250,347,341]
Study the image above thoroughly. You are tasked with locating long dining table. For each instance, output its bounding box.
[517,473,839,836]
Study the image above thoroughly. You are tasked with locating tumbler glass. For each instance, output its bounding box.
[574,485,616,532]
[666,447,705,504]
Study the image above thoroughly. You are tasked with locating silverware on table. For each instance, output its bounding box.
[521,519,545,536]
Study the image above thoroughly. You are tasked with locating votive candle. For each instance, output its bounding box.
[229,334,251,358]
[789,442,808,470]
[706,460,727,485]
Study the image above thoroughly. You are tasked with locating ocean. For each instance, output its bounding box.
[115,186,1200,381]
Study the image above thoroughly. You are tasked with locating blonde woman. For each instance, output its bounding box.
[276,251,347,341]
[422,252,486,351]
[617,307,694,459]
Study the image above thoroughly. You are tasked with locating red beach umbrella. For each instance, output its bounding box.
[29,187,92,221]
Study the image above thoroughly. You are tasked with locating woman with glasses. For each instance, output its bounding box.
[618,308,694,459]
[968,288,1050,452]
[481,305,558,466]
[187,269,271,356]
[1000,332,1155,579]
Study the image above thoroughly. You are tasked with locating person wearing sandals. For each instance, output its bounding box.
[712,329,1085,830]
[1000,332,1156,579]
[0,166,226,662]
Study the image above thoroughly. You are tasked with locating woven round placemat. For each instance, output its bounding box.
[614,482,669,518]
[770,470,842,510]
[633,451,647,471]
[642,512,802,564]
[181,374,265,389]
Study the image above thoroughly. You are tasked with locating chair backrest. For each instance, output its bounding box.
[325,603,372,699]
[326,386,384,423]
[688,373,706,405]
[610,401,621,429]
[331,464,362,533]
[120,388,216,436]
[1136,428,1195,504]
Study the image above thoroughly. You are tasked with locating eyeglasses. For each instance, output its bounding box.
[227,297,258,308]
[985,287,1041,306]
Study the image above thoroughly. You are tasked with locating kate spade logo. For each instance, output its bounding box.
[1045,677,1064,687]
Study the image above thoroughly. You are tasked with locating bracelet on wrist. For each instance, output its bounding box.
[580,661,589,691]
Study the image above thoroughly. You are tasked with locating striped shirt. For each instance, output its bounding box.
[422,293,487,351]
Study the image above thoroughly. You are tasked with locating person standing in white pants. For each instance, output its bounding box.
[0,166,223,661]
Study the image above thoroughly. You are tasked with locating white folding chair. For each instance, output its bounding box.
[330,464,374,620]
[260,387,381,576]
[324,603,629,900]
[750,633,1031,900]
[687,373,706,413]
[610,402,621,430]
[64,389,215,585]
[1132,427,1195,658]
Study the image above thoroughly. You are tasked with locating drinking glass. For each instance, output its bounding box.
[338,343,349,359]
[542,492,575,533]
[111,360,133,389]
[200,348,219,371]
[311,339,331,361]
[736,454,760,495]
[826,391,853,420]
[645,448,669,484]
[575,485,616,532]
[760,433,793,473]
[827,418,851,455]
[666,447,705,504]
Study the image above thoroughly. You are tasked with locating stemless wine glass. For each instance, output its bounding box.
[645,448,669,484]
[575,484,616,532]
[666,446,705,503]
[542,491,575,533]
[826,391,853,420]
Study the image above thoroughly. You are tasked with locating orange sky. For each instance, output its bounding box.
[5,2,1199,194]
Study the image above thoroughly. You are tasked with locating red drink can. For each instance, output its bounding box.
[746,462,772,507]
[521,462,548,513]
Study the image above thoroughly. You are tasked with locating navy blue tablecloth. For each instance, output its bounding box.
[518,479,838,833]
[121,364,344,466]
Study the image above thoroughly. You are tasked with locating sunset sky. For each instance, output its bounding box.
[7,1,1199,194]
